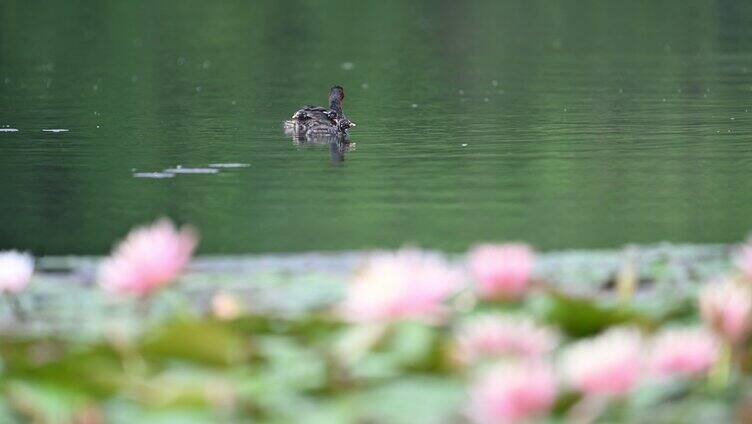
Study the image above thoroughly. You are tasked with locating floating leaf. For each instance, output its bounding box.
[353,376,464,424]
[529,292,653,337]
[4,380,93,424]
[141,320,250,366]
[2,343,123,398]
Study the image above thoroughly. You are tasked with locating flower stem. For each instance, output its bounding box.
[5,292,26,322]
[709,340,732,390]
[617,250,637,305]
[137,296,152,323]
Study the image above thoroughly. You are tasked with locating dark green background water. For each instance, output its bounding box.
[2,0,752,254]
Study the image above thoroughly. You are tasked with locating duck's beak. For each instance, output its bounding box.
[349,122,356,127]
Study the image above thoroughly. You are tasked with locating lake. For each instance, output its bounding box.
[1,0,752,255]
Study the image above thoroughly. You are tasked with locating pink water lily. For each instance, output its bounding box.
[455,315,558,364]
[560,327,643,396]
[211,292,243,321]
[98,219,198,297]
[339,248,463,323]
[0,251,34,294]
[468,361,557,424]
[648,327,719,378]
[735,240,752,281]
[468,244,535,300]
[699,278,752,344]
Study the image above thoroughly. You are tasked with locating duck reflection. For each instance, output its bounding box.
[288,133,356,165]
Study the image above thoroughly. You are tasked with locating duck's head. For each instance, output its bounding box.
[329,86,345,106]
[338,118,356,131]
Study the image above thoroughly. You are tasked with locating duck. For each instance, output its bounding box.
[284,86,356,141]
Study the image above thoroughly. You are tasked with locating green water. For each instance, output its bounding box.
[1,0,752,254]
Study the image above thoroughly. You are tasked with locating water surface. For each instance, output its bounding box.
[2,0,752,254]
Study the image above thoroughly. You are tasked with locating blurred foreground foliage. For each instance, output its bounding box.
[0,287,746,424]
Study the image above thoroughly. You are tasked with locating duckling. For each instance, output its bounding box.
[284,86,356,140]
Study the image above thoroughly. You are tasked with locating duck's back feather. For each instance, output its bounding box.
[285,102,351,141]
[292,106,337,120]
